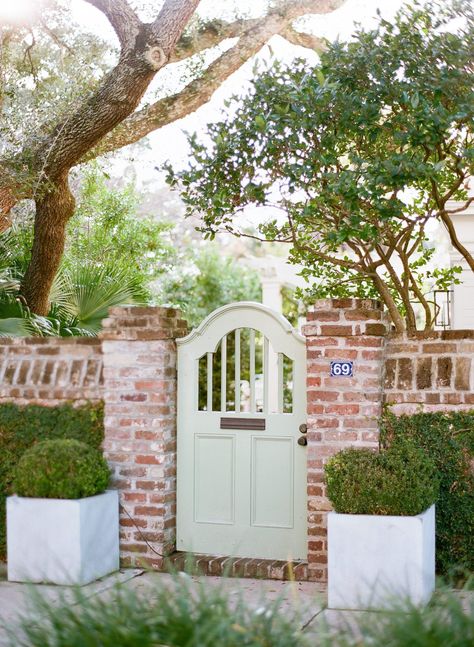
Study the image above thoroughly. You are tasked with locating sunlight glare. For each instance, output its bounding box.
[0,0,41,26]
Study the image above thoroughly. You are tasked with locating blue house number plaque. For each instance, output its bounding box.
[330,361,353,377]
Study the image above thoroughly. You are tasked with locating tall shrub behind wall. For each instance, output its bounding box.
[380,410,474,577]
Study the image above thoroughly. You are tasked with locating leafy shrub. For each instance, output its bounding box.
[325,443,439,516]
[13,439,110,499]
[381,410,474,577]
[0,402,104,558]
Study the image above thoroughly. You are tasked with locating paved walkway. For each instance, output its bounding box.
[0,563,472,645]
[0,564,328,644]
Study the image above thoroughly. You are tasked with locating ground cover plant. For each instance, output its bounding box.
[4,573,312,647]
[333,587,474,647]
[3,573,473,647]
[0,401,104,559]
[381,410,474,578]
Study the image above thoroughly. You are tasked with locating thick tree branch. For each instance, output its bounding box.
[21,172,76,314]
[372,273,405,333]
[11,0,200,314]
[280,25,326,51]
[152,0,203,52]
[441,210,474,273]
[84,0,141,51]
[88,0,345,157]
[171,18,260,62]
[31,0,200,181]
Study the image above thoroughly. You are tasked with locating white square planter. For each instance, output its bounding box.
[7,490,119,586]
[328,504,435,610]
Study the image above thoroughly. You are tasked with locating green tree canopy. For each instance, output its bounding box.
[159,247,261,328]
[169,0,474,332]
[0,0,343,315]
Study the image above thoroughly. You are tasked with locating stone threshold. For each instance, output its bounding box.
[161,552,309,581]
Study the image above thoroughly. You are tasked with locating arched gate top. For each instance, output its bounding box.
[177,301,305,348]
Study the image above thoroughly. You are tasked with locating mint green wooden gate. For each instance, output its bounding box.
[176,302,307,560]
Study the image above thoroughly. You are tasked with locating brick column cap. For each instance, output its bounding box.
[303,298,389,337]
[310,298,383,311]
[100,306,188,341]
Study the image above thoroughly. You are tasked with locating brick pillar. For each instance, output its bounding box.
[100,306,187,568]
[302,298,389,582]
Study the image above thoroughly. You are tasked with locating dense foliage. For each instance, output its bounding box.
[325,443,439,516]
[159,247,262,328]
[170,0,474,332]
[0,401,104,557]
[0,167,178,335]
[13,438,110,500]
[1,165,263,336]
[381,410,474,576]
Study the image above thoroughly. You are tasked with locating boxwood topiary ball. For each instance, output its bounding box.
[325,441,440,516]
[13,439,110,499]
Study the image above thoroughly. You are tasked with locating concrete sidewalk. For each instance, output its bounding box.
[1,563,472,645]
[0,564,328,644]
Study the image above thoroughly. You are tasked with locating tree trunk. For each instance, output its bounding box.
[0,186,16,233]
[21,175,75,316]
[372,274,406,334]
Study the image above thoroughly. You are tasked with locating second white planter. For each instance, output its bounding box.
[7,489,119,586]
[328,504,435,610]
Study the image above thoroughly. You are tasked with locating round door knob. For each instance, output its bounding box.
[299,424,307,434]
[297,436,308,447]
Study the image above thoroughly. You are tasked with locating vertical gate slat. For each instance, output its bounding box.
[235,329,241,412]
[263,336,269,413]
[249,329,256,413]
[207,352,213,412]
[277,352,284,413]
[220,335,227,412]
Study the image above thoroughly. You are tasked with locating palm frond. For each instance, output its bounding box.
[0,317,32,337]
[51,263,148,334]
[0,268,20,293]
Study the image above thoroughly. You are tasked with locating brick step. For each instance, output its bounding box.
[162,552,309,581]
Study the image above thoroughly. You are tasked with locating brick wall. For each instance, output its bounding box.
[0,338,103,405]
[384,331,474,414]
[2,302,474,580]
[303,298,389,582]
[100,306,187,568]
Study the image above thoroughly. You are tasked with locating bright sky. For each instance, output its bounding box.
[74,0,409,182]
[0,0,407,181]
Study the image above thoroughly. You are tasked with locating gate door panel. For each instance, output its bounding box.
[177,302,307,560]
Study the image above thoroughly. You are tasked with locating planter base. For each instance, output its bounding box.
[7,490,119,586]
[328,505,435,610]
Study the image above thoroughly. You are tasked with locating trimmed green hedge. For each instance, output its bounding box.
[0,402,104,559]
[381,410,474,577]
[325,443,439,516]
[14,439,110,499]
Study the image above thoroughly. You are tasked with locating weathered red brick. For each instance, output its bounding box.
[320,325,354,336]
